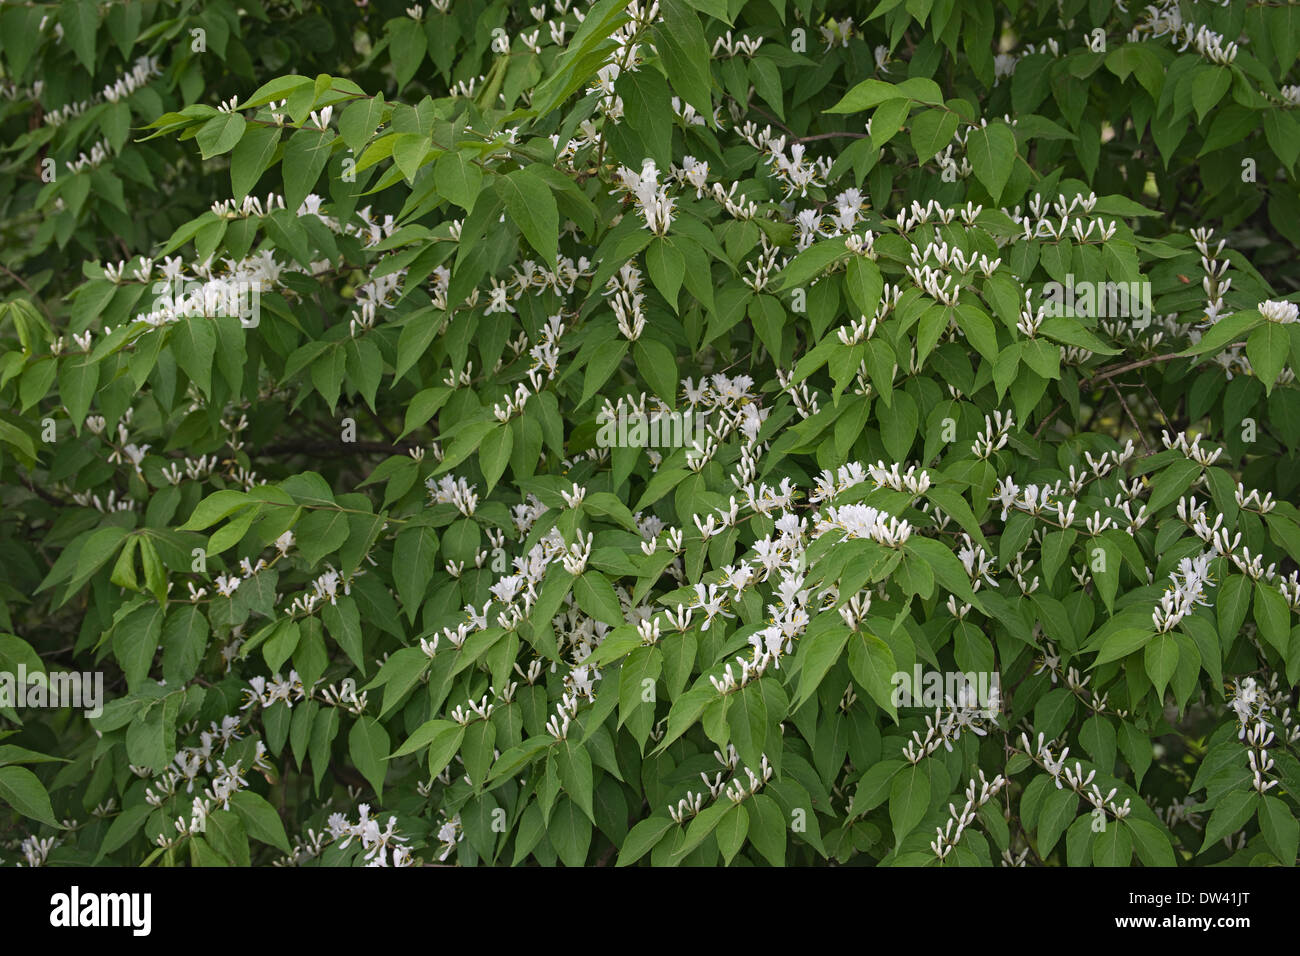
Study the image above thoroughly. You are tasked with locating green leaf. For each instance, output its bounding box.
[1093,819,1133,866]
[262,619,300,676]
[1091,628,1152,668]
[0,766,60,827]
[1147,458,1202,513]
[1259,795,1299,865]
[96,803,153,861]
[828,77,943,112]
[747,792,787,865]
[1218,574,1252,643]
[967,122,1017,201]
[727,682,768,770]
[171,317,217,399]
[575,571,625,627]
[1037,787,1078,857]
[633,337,679,405]
[281,129,334,214]
[646,238,685,312]
[389,18,428,90]
[715,803,749,865]
[1127,818,1176,866]
[197,113,247,160]
[556,739,595,823]
[113,603,163,693]
[426,724,466,779]
[654,0,712,119]
[59,353,99,434]
[794,618,851,708]
[497,167,559,265]
[889,763,930,847]
[1247,323,1290,395]
[393,525,438,621]
[391,719,456,759]
[1181,309,1261,357]
[910,108,960,159]
[399,385,451,440]
[478,423,513,495]
[870,98,912,147]
[1191,67,1231,122]
[617,815,676,865]
[844,257,884,320]
[1254,581,1291,654]
[549,797,594,865]
[229,790,291,854]
[62,0,99,73]
[1144,633,1179,702]
[1200,790,1257,853]
[530,0,633,119]
[772,239,850,291]
[435,150,483,211]
[348,717,390,800]
[848,631,899,721]
[850,759,906,816]
[231,124,281,200]
[339,94,385,152]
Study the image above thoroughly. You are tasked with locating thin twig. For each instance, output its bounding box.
[1081,350,1196,389]
[1109,380,1152,454]
[796,130,870,142]
[1033,401,1065,439]
[0,263,54,321]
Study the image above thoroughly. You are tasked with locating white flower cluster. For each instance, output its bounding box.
[815,503,912,547]
[326,804,413,867]
[712,30,764,57]
[614,158,675,237]
[1006,191,1115,244]
[241,672,309,710]
[896,198,985,233]
[64,139,112,175]
[605,261,647,340]
[1152,552,1214,633]
[579,0,658,122]
[137,713,274,850]
[902,695,999,765]
[931,771,1007,861]
[40,55,163,126]
[433,812,463,861]
[1020,732,1133,821]
[739,124,832,200]
[671,155,710,198]
[427,475,480,515]
[1259,299,1299,324]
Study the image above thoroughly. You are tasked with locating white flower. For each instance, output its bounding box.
[1259,299,1299,324]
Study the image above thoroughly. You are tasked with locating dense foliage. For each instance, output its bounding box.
[1,0,1299,867]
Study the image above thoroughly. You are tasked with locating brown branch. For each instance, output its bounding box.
[1080,350,1199,389]
[796,131,870,142]
[21,475,67,507]
[747,104,798,140]
[0,263,54,321]
[1032,401,1066,439]
[1109,380,1152,454]
[1036,346,1239,439]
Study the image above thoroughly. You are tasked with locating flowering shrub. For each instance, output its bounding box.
[1,0,1299,868]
